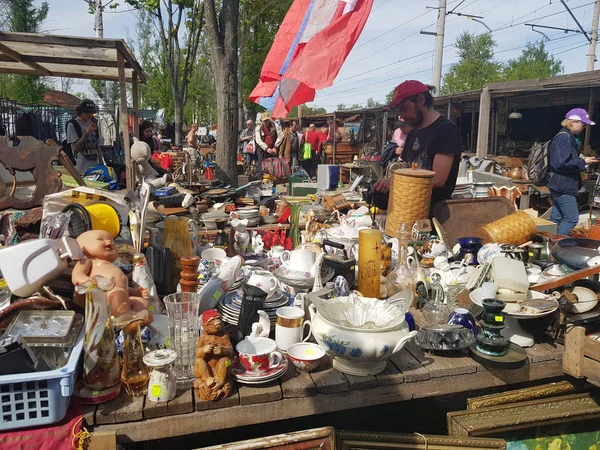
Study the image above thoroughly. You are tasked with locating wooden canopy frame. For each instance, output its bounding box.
[0,31,147,190]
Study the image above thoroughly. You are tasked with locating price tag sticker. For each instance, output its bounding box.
[225,360,231,367]
[213,290,222,301]
[495,315,504,322]
[151,385,161,398]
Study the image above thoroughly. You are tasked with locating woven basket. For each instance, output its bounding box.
[385,168,435,238]
[477,211,537,245]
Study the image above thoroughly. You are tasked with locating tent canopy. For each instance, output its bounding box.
[0,31,146,83]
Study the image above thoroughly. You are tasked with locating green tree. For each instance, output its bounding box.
[125,0,204,144]
[6,0,49,103]
[90,79,119,108]
[240,0,292,119]
[503,41,563,80]
[385,88,395,104]
[441,32,503,95]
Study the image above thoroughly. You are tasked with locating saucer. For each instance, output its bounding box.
[233,358,288,384]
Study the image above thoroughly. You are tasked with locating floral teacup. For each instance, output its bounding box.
[236,337,283,374]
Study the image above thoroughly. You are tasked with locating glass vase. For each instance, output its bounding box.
[164,292,201,389]
[289,202,302,248]
[78,277,121,401]
[121,321,150,397]
[358,229,382,298]
[161,216,194,292]
[386,223,416,306]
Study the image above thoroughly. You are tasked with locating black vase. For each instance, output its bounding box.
[237,283,268,337]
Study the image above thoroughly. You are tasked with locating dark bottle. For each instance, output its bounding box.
[237,283,268,337]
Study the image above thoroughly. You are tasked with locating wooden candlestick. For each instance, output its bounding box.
[180,255,200,293]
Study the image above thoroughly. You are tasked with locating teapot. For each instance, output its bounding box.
[280,249,319,277]
[508,167,523,180]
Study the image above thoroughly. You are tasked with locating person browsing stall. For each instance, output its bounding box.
[187,123,199,149]
[548,108,598,235]
[374,81,461,212]
[67,99,103,174]
[139,120,157,151]
[255,112,284,174]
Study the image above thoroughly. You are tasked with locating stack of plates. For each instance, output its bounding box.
[232,207,261,227]
[217,289,293,326]
[233,358,288,385]
[200,211,229,230]
[453,181,474,199]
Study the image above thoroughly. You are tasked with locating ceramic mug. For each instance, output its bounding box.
[247,269,279,298]
[201,247,227,274]
[280,249,316,273]
[236,337,283,374]
[275,306,312,352]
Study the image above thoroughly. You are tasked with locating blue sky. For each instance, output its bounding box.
[44,0,599,111]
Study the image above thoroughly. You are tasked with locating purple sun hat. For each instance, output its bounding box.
[566,108,595,125]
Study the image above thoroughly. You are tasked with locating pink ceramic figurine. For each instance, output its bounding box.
[72,230,150,326]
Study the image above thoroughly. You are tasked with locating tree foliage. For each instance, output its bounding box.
[441,32,503,95]
[503,41,563,80]
[441,32,564,95]
[125,0,204,143]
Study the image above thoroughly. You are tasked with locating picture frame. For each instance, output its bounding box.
[196,427,335,450]
[337,430,506,450]
[466,381,577,410]
[448,393,600,450]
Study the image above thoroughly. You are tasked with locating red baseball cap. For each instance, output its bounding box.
[387,80,430,108]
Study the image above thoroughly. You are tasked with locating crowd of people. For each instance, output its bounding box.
[239,111,340,178]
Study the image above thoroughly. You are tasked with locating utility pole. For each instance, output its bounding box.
[587,0,600,71]
[433,0,447,96]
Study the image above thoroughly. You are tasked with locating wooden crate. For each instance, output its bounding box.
[563,325,600,387]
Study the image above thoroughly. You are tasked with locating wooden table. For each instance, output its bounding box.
[89,332,565,444]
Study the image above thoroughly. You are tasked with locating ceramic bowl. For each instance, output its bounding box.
[261,215,279,224]
[309,304,417,376]
[566,286,599,313]
[552,238,600,269]
[286,342,325,372]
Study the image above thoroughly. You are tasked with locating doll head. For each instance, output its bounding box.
[77,229,119,262]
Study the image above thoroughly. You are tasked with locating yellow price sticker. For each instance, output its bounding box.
[225,360,231,367]
[151,385,161,398]
[495,315,504,322]
[213,290,222,301]
[0,279,7,289]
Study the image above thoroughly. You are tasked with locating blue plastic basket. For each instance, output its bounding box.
[0,326,84,431]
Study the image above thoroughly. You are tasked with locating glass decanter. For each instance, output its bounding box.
[421,272,451,325]
[386,223,416,306]
[121,321,150,397]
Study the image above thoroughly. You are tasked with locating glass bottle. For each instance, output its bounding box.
[121,321,150,397]
[132,253,163,314]
[358,229,382,298]
[161,216,194,292]
[386,223,416,306]
[421,272,450,325]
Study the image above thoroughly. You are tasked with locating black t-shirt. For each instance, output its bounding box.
[403,115,461,208]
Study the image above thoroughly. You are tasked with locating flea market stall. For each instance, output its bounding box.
[3,35,600,450]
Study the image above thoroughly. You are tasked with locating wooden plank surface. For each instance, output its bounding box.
[96,390,144,424]
[82,404,96,427]
[195,384,240,411]
[94,356,564,444]
[345,373,377,390]
[563,326,586,378]
[144,389,194,419]
[388,349,430,382]
[238,380,282,406]
[374,362,405,386]
[281,365,317,398]
[310,357,349,394]
[405,342,479,378]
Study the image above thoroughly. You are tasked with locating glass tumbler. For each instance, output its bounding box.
[164,292,201,389]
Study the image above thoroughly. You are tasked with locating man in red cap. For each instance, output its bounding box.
[375,81,461,212]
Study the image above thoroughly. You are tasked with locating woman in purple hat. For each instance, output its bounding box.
[548,108,598,235]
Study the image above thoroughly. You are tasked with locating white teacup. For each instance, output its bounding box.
[268,245,285,261]
[247,269,279,299]
[201,247,227,274]
[280,249,316,273]
[275,306,312,352]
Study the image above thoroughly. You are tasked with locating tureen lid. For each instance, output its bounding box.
[143,349,177,367]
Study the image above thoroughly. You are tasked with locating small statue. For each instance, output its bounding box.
[305,209,319,243]
[253,233,264,254]
[72,230,149,327]
[248,310,270,338]
[193,310,234,401]
[231,218,250,254]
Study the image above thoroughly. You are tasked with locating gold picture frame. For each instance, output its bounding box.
[337,431,506,450]
[196,427,335,450]
[466,381,577,410]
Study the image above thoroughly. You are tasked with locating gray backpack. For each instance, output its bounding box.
[527,131,568,186]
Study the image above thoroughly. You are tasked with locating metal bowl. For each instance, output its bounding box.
[552,238,600,269]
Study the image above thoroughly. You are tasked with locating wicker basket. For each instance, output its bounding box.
[385,168,435,238]
[477,211,537,245]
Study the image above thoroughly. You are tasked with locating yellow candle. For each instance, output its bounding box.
[358,229,382,298]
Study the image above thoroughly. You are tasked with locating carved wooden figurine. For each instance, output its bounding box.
[72,230,150,327]
[0,136,62,210]
[194,310,233,401]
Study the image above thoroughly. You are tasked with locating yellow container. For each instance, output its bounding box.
[358,229,382,298]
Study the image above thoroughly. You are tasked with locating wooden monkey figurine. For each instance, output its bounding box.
[194,310,233,401]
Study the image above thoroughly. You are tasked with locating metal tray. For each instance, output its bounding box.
[5,310,76,345]
[432,197,516,247]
